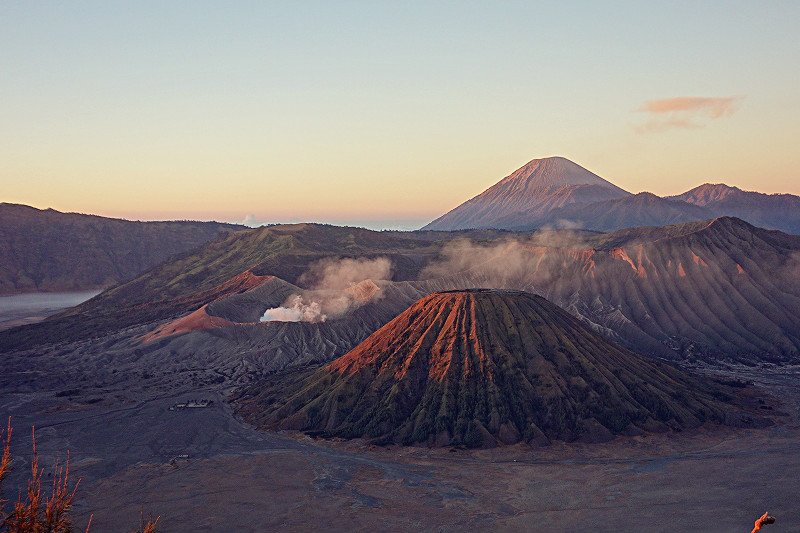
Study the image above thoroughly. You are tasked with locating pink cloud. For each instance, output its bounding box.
[634,96,743,133]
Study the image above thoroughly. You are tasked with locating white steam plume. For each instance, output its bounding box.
[298,257,392,290]
[260,257,392,323]
[260,295,326,323]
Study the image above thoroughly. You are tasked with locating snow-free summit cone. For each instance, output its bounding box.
[422,156,630,230]
[237,289,750,447]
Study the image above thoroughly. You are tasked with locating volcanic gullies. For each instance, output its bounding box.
[237,290,748,447]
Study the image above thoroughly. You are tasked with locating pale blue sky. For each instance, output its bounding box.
[2,2,798,229]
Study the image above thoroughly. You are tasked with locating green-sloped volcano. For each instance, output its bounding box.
[237,289,746,447]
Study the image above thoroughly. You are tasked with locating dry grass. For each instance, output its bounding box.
[1,420,79,533]
[130,512,160,533]
[0,419,11,513]
[0,418,158,533]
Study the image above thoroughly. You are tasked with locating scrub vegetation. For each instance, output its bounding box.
[0,419,158,533]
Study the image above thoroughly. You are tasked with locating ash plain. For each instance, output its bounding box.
[1,332,799,533]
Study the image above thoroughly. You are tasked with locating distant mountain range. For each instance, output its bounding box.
[668,183,800,234]
[2,158,799,368]
[423,157,800,234]
[4,217,799,366]
[5,157,797,297]
[0,203,244,295]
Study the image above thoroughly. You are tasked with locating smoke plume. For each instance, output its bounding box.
[420,230,587,287]
[260,295,326,323]
[298,257,392,290]
[260,257,391,323]
[421,239,528,282]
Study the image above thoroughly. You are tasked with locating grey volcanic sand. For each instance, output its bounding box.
[1,364,799,533]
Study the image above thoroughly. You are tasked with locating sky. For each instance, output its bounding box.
[2,1,799,230]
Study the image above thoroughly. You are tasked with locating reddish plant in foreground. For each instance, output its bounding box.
[0,418,159,533]
[1,418,79,533]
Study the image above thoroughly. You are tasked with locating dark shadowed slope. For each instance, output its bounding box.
[669,184,800,235]
[423,217,800,363]
[0,203,244,295]
[513,192,715,232]
[583,216,800,361]
[422,157,630,231]
[237,290,747,447]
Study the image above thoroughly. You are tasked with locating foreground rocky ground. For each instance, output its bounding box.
[1,356,798,533]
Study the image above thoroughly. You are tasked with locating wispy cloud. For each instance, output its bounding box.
[634,96,743,133]
[241,214,265,227]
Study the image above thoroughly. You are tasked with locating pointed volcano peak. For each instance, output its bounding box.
[500,156,628,194]
[422,157,630,231]
[239,289,746,448]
